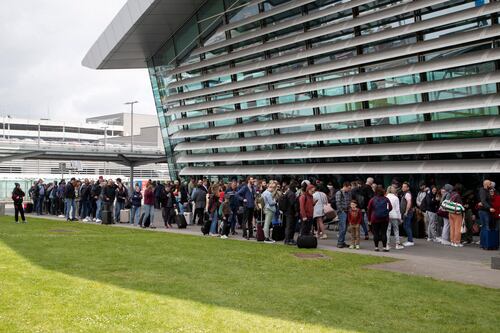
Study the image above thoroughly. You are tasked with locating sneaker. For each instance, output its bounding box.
[349,245,355,249]
[264,238,275,244]
[435,237,442,243]
[395,244,404,250]
[92,218,96,222]
[403,241,414,247]
[451,243,458,247]
[58,215,65,218]
[221,235,228,239]
[383,248,390,252]
[385,245,391,251]
[374,247,380,252]
[426,238,432,242]
[22,220,27,224]
[457,243,464,247]
[320,234,328,240]
[355,245,360,250]
[15,221,19,224]
[441,240,451,246]
[209,233,218,237]
[337,243,348,249]
[287,240,297,246]
[96,219,102,223]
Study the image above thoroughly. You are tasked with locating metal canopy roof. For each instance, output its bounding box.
[82,0,206,69]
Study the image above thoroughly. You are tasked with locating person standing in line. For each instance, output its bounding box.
[192,182,207,226]
[299,184,315,236]
[313,186,329,239]
[262,181,278,244]
[130,183,142,226]
[416,181,429,239]
[225,180,241,235]
[478,180,496,248]
[238,176,257,240]
[207,184,220,236]
[386,185,404,250]
[335,181,352,248]
[141,182,155,227]
[439,184,454,246]
[360,178,375,240]
[80,179,92,222]
[36,179,45,216]
[401,182,415,247]
[348,200,362,249]
[220,196,232,239]
[102,179,116,223]
[64,178,77,222]
[282,182,298,246]
[367,186,392,252]
[424,186,440,242]
[161,185,177,228]
[114,178,127,223]
[12,183,27,224]
[449,183,465,247]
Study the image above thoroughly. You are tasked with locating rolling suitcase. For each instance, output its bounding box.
[202,220,212,235]
[480,228,499,250]
[176,214,188,229]
[184,212,193,225]
[271,224,285,242]
[120,209,130,223]
[101,210,113,225]
[143,215,151,228]
[24,202,33,213]
[256,222,265,242]
[297,235,318,249]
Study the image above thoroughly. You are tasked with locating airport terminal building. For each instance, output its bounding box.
[84,0,500,181]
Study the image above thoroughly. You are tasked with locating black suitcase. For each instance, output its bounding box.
[143,215,151,228]
[101,210,113,225]
[202,220,212,235]
[176,214,187,229]
[271,224,285,242]
[256,222,265,241]
[297,235,318,249]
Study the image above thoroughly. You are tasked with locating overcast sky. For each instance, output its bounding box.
[0,0,156,123]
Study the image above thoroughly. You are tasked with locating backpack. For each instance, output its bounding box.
[278,192,289,213]
[255,193,265,210]
[373,197,389,219]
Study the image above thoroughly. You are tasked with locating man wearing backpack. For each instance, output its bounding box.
[401,182,415,247]
[367,186,392,252]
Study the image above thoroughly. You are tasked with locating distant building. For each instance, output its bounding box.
[0,113,169,198]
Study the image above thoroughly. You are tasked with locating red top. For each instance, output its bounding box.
[492,193,500,219]
[299,192,314,220]
[348,209,362,225]
[144,188,154,205]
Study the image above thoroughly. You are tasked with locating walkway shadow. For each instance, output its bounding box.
[1,218,498,332]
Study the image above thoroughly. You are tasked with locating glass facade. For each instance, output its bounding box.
[147,0,500,178]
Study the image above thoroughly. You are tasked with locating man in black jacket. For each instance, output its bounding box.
[64,178,77,221]
[101,179,116,223]
[114,178,128,223]
[281,181,298,245]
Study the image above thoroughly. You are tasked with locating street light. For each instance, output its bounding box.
[124,101,138,152]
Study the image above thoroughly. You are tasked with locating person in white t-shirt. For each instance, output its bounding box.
[386,186,404,250]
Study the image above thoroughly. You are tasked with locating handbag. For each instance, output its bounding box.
[460,219,466,234]
[323,203,337,220]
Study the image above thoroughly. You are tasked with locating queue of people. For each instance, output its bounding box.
[12,176,500,251]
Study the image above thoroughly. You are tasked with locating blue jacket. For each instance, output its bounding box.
[262,189,277,212]
[130,190,142,207]
[237,184,256,209]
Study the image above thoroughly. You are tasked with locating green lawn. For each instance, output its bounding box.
[0,217,498,333]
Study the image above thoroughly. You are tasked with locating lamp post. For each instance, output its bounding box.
[124,101,138,152]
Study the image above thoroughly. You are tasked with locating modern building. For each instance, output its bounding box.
[84,0,500,181]
[0,113,169,198]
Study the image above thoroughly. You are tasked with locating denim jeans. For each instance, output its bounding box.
[426,211,438,240]
[37,196,44,215]
[114,201,125,222]
[337,211,348,245]
[441,217,450,242]
[478,210,493,231]
[96,199,102,220]
[264,208,274,239]
[361,211,369,236]
[130,206,141,225]
[403,210,414,242]
[209,211,218,234]
[65,198,76,220]
[387,218,401,245]
[142,204,154,226]
[81,200,91,219]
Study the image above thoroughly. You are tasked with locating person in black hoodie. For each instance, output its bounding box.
[281,181,298,245]
[161,185,177,228]
[130,183,143,226]
[12,183,27,224]
[102,179,116,222]
[114,178,128,223]
[64,178,77,221]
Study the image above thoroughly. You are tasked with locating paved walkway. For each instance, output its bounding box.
[8,211,500,289]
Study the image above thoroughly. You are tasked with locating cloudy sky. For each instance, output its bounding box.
[0,0,156,123]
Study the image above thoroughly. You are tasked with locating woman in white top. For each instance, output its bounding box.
[386,186,404,250]
[313,187,329,239]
